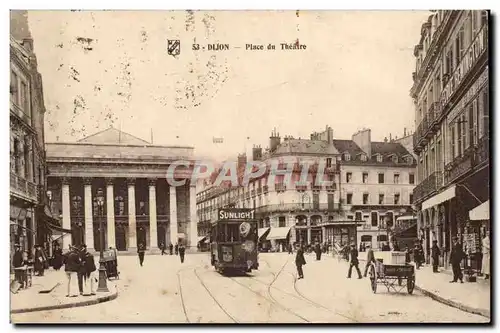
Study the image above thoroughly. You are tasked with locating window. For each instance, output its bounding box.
[371,212,378,227]
[378,173,385,184]
[394,193,400,205]
[13,138,20,174]
[326,158,332,167]
[409,173,415,184]
[10,70,18,102]
[362,172,368,184]
[363,193,369,205]
[392,156,398,163]
[20,81,29,114]
[450,124,456,158]
[481,89,489,138]
[23,138,29,179]
[394,174,400,184]
[378,194,384,205]
[472,99,478,145]
[355,212,362,221]
[278,216,286,228]
[376,155,383,162]
[386,212,394,228]
[360,154,367,162]
[344,153,351,161]
[410,193,414,204]
[346,193,353,205]
[346,172,352,183]
[328,193,335,210]
[347,215,354,220]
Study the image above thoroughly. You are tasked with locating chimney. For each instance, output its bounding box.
[252,145,262,161]
[237,153,247,170]
[404,127,407,137]
[327,126,334,144]
[352,128,372,158]
[269,128,281,152]
[389,133,392,142]
[384,137,388,143]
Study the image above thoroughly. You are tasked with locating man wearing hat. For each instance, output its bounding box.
[363,243,375,277]
[12,244,24,286]
[65,246,81,297]
[449,237,465,283]
[431,240,441,273]
[81,244,97,296]
[34,244,46,276]
[347,243,362,279]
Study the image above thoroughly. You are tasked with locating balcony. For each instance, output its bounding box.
[250,189,256,197]
[326,184,336,192]
[263,185,269,193]
[257,187,262,195]
[10,172,38,203]
[444,149,474,185]
[295,184,308,192]
[413,171,443,204]
[275,183,286,192]
[255,202,340,214]
[474,136,489,167]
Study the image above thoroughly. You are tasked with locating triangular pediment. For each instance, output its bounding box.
[77,127,150,145]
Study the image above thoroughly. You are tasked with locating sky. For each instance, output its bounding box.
[26,10,430,161]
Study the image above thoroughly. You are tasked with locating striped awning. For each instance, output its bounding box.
[266,227,291,240]
[469,200,489,221]
[258,227,270,239]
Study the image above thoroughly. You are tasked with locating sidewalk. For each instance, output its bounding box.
[321,253,490,318]
[10,269,118,314]
[413,265,490,318]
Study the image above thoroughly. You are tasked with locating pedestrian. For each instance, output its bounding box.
[288,243,293,254]
[363,244,375,277]
[65,246,81,297]
[359,243,363,253]
[347,243,362,279]
[449,237,465,283]
[82,245,97,296]
[52,243,63,270]
[404,246,411,264]
[12,244,24,286]
[175,243,179,255]
[315,242,322,260]
[393,241,401,251]
[160,242,166,255]
[414,242,424,269]
[138,243,145,266]
[34,244,46,276]
[169,243,173,255]
[178,243,186,263]
[431,240,441,273]
[77,245,87,295]
[295,244,306,279]
[482,233,490,280]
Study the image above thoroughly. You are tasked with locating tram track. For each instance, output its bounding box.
[176,266,193,323]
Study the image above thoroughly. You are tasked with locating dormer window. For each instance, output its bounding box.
[344,153,351,161]
[392,156,398,163]
[360,154,367,162]
[376,155,383,162]
[406,156,413,164]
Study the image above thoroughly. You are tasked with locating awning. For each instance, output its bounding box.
[421,185,456,211]
[469,200,489,220]
[177,233,186,238]
[396,215,416,222]
[258,227,270,239]
[37,205,71,233]
[266,227,291,240]
[198,236,207,243]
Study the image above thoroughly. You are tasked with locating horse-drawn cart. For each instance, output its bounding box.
[368,251,415,294]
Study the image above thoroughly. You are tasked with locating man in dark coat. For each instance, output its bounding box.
[34,245,46,276]
[138,243,146,266]
[169,243,174,255]
[12,244,24,286]
[431,240,441,273]
[178,243,186,263]
[65,246,81,297]
[347,243,362,279]
[295,244,306,279]
[77,245,86,295]
[315,242,322,260]
[52,243,64,270]
[160,242,166,255]
[82,245,97,296]
[393,241,401,251]
[414,242,424,269]
[288,243,293,254]
[174,243,179,255]
[449,237,465,283]
[363,244,375,277]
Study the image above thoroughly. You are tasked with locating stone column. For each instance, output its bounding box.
[127,178,137,251]
[307,216,311,245]
[322,226,326,243]
[149,179,158,250]
[189,184,198,249]
[61,177,72,249]
[169,186,178,246]
[106,178,116,249]
[83,178,94,252]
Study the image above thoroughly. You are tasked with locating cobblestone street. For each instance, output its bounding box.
[11,253,489,323]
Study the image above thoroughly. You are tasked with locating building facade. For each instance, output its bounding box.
[335,129,417,250]
[10,13,53,259]
[46,128,198,252]
[411,11,489,267]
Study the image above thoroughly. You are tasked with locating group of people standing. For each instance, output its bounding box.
[64,244,97,297]
[142,242,186,265]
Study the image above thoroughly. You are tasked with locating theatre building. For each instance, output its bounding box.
[411,11,489,269]
[45,127,198,253]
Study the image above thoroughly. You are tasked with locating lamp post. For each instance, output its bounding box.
[96,188,109,292]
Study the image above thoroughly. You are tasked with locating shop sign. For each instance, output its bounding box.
[447,67,488,124]
[441,27,487,107]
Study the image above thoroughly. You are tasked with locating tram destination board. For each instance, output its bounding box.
[218,208,255,221]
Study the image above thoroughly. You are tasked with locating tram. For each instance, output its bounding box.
[210,208,259,274]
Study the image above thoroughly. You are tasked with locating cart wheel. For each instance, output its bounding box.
[398,277,402,286]
[369,264,377,293]
[407,275,415,294]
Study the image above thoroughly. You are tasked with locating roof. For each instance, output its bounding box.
[371,141,410,156]
[331,140,364,155]
[273,139,340,156]
[77,127,150,145]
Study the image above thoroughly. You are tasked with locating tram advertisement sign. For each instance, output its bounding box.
[218,208,255,221]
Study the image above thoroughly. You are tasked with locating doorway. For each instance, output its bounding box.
[116,225,127,251]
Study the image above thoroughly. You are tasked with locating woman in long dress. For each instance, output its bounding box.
[482,234,490,279]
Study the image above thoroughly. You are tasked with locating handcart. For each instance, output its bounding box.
[102,249,120,280]
[368,251,415,294]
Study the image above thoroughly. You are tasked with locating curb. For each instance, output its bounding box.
[414,285,490,319]
[11,285,119,314]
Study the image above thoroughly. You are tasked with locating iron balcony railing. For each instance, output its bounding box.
[254,203,340,214]
[413,171,443,204]
[10,172,38,202]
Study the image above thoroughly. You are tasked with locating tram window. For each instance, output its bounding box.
[218,224,241,242]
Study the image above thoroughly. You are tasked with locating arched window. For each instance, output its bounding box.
[71,195,82,216]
